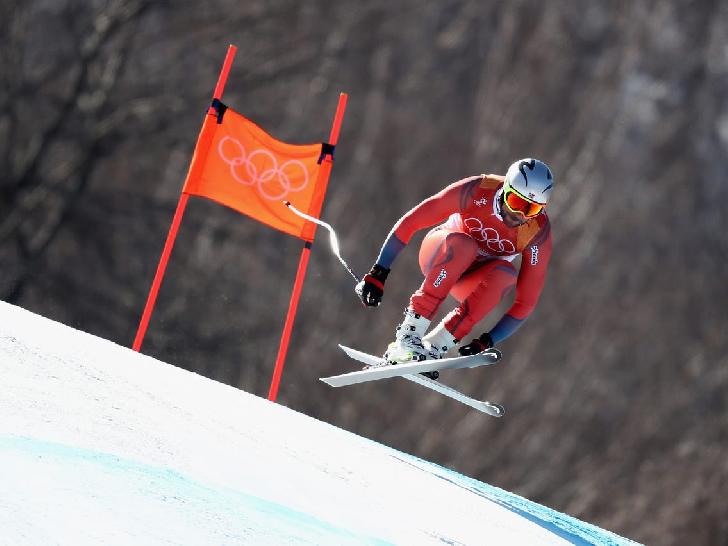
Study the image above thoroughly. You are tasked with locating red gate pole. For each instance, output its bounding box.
[133,45,238,352]
[267,93,348,401]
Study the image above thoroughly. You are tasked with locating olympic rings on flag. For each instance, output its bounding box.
[218,136,310,201]
[463,218,516,254]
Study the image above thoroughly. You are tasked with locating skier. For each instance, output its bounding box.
[355,158,553,366]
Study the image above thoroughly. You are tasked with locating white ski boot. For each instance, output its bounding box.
[417,320,461,379]
[422,320,460,360]
[383,307,431,365]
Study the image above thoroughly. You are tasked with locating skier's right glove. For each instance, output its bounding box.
[458,332,494,356]
[355,264,390,307]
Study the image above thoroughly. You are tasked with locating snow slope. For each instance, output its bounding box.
[0,301,639,545]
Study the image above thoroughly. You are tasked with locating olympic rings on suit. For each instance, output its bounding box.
[463,218,516,254]
[218,136,310,201]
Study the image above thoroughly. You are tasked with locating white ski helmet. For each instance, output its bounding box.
[504,158,554,205]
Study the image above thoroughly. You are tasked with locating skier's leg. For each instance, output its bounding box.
[409,228,479,320]
[386,228,478,364]
[442,260,518,341]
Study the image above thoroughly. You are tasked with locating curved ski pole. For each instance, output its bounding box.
[284,201,361,283]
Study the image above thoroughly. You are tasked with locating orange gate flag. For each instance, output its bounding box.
[182,100,332,242]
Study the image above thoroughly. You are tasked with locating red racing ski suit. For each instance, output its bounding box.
[375,174,552,343]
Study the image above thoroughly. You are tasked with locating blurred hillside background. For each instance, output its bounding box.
[2,1,727,544]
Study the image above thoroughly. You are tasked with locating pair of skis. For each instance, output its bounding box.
[321,345,505,417]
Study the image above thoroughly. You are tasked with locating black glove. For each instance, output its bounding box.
[355,264,390,307]
[458,332,494,356]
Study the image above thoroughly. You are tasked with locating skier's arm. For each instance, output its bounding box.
[375,175,483,268]
[489,222,552,343]
[356,175,482,307]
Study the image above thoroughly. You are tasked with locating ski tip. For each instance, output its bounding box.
[320,377,338,387]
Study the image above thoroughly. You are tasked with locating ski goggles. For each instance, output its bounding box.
[503,187,545,218]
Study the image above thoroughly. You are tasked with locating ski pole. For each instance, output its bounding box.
[284,201,361,283]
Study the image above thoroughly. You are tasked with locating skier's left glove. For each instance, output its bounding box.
[355,264,390,307]
[458,332,494,356]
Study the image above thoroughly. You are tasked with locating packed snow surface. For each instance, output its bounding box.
[0,301,639,545]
